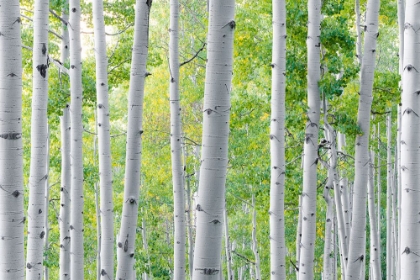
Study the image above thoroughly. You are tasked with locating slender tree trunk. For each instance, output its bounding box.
[400,0,420,278]
[386,114,393,280]
[0,1,24,278]
[59,107,71,280]
[43,128,51,280]
[224,204,233,280]
[69,0,84,277]
[345,0,380,278]
[169,0,186,277]
[251,193,261,280]
[192,1,235,278]
[92,0,114,278]
[61,0,70,65]
[269,0,287,277]
[298,0,321,278]
[26,0,50,277]
[376,124,381,272]
[368,152,381,280]
[396,1,404,278]
[295,194,302,278]
[116,0,152,278]
[185,163,195,279]
[355,0,363,65]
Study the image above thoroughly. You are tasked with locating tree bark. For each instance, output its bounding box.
[92,0,114,278]
[269,0,287,277]
[59,107,71,280]
[116,0,152,278]
[298,0,321,278]
[69,0,84,277]
[400,0,420,278]
[192,0,235,278]
[368,152,381,280]
[26,0,50,278]
[0,1,24,278]
[169,0,186,277]
[345,0,380,278]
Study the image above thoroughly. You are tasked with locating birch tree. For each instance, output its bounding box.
[169,0,186,277]
[400,0,420,278]
[269,0,286,277]
[116,0,152,278]
[92,0,114,278]
[69,0,84,277]
[192,0,235,278]
[26,0,50,278]
[0,1,24,279]
[298,0,321,278]
[59,107,71,280]
[345,0,381,278]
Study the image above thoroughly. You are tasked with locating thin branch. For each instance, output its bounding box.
[21,13,63,40]
[231,250,256,265]
[180,42,206,68]
[22,45,69,75]
[49,9,68,26]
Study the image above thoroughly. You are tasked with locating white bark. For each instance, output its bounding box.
[26,0,50,277]
[400,0,420,278]
[169,0,186,277]
[116,0,152,278]
[185,166,195,279]
[251,193,261,280]
[192,0,235,278]
[295,195,302,278]
[0,1,24,278]
[368,152,381,280]
[355,0,363,65]
[92,0,114,278]
[224,204,233,280]
[269,0,286,277]
[59,107,71,280]
[345,0,380,278]
[386,114,393,280]
[43,129,51,280]
[69,0,84,277]
[61,0,70,65]
[396,105,402,280]
[298,0,321,278]
[376,124,381,267]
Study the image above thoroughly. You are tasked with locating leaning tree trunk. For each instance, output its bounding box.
[92,0,114,278]
[116,0,152,279]
[26,0,50,278]
[169,0,186,277]
[400,0,420,278]
[298,0,321,278]
[69,0,84,276]
[345,0,380,278]
[0,1,24,279]
[269,0,287,277]
[192,0,235,278]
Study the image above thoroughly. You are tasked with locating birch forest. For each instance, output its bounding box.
[0,0,415,279]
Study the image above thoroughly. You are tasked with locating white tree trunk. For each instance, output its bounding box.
[26,0,50,278]
[368,152,381,280]
[61,0,70,65]
[269,0,287,277]
[400,0,420,278]
[396,105,402,280]
[345,0,380,278]
[169,0,186,277]
[224,204,233,280]
[92,0,114,278]
[251,193,261,280]
[386,114,393,280]
[375,124,381,269]
[295,194,302,278]
[0,1,24,278]
[116,0,152,278]
[192,0,235,278]
[43,128,51,280]
[298,0,321,278]
[59,107,71,280]
[69,0,84,277]
[355,0,363,65]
